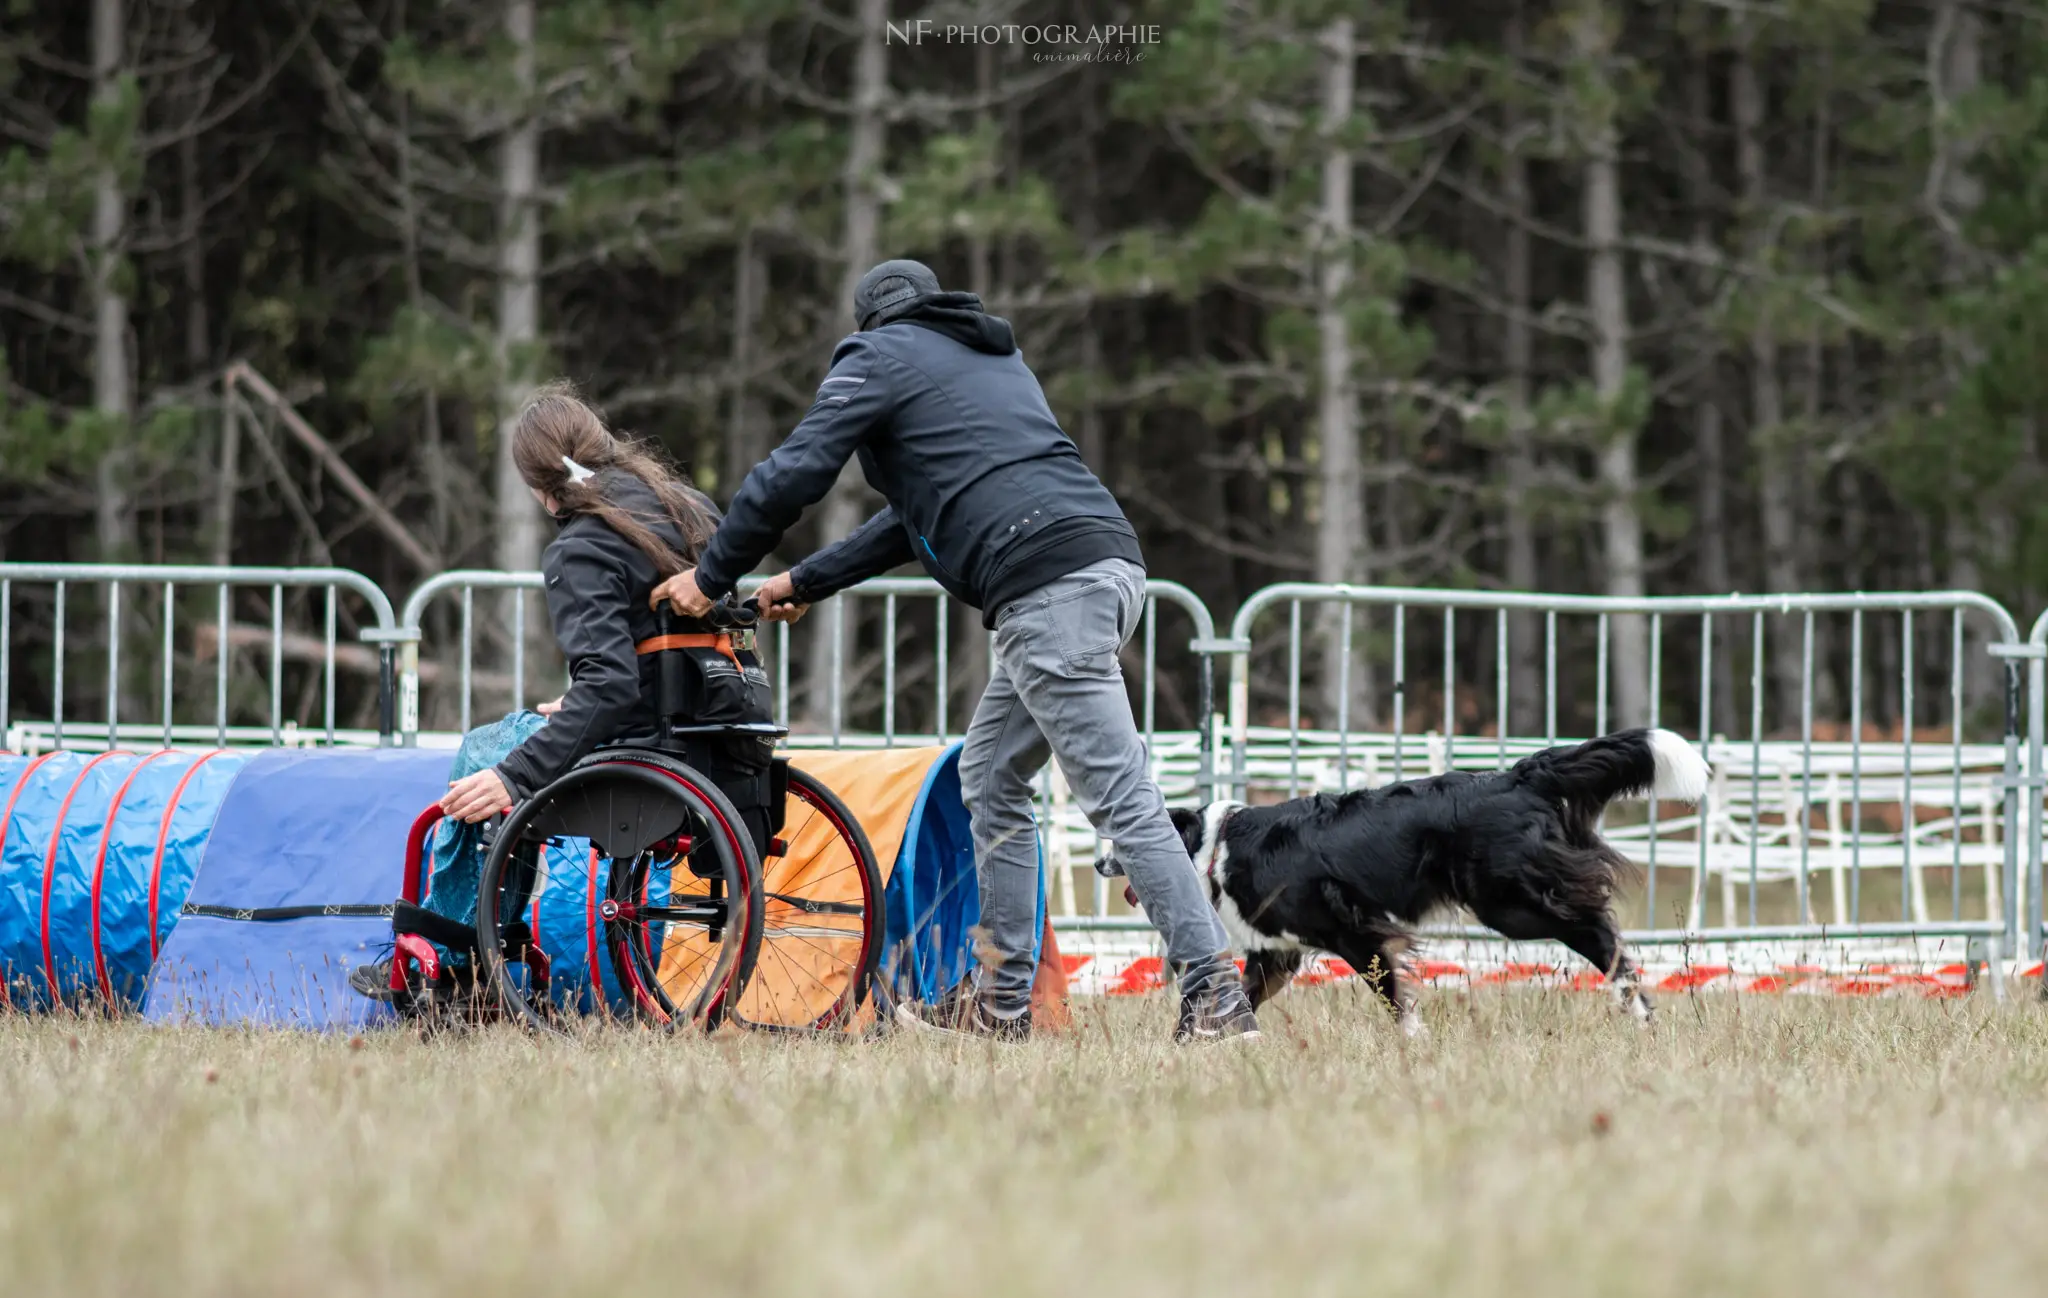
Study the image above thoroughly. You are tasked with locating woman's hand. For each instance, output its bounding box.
[755,571,809,624]
[649,567,714,617]
[536,695,564,716]
[442,769,513,823]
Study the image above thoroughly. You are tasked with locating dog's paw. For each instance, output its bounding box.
[1629,992,1656,1027]
[1399,1008,1428,1039]
[1608,974,1655,1027]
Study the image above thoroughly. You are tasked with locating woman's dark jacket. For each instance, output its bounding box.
[494,471,735,800]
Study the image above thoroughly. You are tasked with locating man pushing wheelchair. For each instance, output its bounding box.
[654,260,1259,1044]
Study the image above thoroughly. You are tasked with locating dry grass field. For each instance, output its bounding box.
[5,988,2048,1298]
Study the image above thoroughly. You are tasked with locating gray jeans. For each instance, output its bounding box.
[959,558,1233,1014]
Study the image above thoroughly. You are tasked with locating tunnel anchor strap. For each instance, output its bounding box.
[180,902,396,922]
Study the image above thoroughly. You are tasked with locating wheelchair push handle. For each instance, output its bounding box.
[702,598,759,631]
[650,598,758,637]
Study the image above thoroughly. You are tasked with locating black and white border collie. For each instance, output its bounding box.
[1101,728,1709,1033]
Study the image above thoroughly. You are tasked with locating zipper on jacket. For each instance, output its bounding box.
[920,535,962,586]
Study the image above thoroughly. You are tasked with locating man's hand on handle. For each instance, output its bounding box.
[536,695,564,716]
[649,567,715,618]
[442,769,513,823]
[755,571,809,624]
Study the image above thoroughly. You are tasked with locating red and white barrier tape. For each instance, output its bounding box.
[1060,950,2042,999]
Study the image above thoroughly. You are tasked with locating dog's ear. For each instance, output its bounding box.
[1093,843,1125,879]
[1168,807,1204,858]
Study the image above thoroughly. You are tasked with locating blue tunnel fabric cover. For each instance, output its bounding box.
[0,749,246,1010]
[142,748,453,1028]
[880,744,1044,1006]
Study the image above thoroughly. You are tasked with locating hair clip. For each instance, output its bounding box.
[562,455,596,484]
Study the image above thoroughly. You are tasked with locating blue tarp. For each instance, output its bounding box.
[141,748,452,1028]
[0,749,246,1009]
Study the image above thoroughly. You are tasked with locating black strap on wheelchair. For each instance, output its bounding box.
[390,899,483,953]
[180,902,394,922]
[390,900,544,961]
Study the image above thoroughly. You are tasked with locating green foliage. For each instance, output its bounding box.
[5,0,2048,619]
[0,351,64,482]
[351,307,501,415]
[886,126,1074,260]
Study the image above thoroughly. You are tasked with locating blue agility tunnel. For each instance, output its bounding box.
[0,738,1021,1027]
[0,749,247,1010]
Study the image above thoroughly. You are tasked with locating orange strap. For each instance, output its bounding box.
[634,632,741,670]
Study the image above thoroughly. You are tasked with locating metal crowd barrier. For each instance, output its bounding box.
[7,561,2045,965]
[1223,584,2030,960]
[0,564,401,751]
[392,570,1214,762]
[2023,609,2048,961]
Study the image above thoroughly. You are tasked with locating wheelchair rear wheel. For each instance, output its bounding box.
[725,766,886,1033]
[475,752,765,1033]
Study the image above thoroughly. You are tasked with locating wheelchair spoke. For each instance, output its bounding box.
[763,891,865,917]
[628,902,728,926]
[761,924,864,942]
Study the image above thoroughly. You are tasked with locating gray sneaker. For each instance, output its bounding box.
[349,958,397,1002]
[894,980,1032,1042]
[1174,976,1261,1043]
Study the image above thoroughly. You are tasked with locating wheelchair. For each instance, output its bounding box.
[388,598,887,1036]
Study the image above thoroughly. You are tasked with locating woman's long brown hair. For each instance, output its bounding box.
[509,381,714,577]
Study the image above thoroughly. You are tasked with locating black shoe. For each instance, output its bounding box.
[894,980,1032,1042]
[349,958,397,1003]
[1175,976,1261,1043]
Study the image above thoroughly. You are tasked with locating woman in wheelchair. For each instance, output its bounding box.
[351,384,802,1004]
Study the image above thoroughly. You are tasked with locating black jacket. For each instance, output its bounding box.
[495,472,722,799]
[694,297,1143,627]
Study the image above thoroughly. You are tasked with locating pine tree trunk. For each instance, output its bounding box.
[725,229,766,496]
[1501,5,1540,736]
[178,25,227,569]
[493,0,543,580]
[1733,34,1806,721]
[1313,18,1370,730]
[91,0,134,563]
[1934,0,1995,715]
[1574,2,1648,726]
[1803,65,1840,715]
[1683,64,1737,735]
[179,140,207,377]
[212,395,238,567]
[1076,68,1107,475]
[489,0,546,704]
[806,0,888,728]
[394,0,452,560]
[949,43,997,723]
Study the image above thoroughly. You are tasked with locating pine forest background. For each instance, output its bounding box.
[3,0,2045,741]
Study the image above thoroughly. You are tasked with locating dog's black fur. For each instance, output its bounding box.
[1106,728,1709,1027]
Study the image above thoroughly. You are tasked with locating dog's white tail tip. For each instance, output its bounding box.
[1648,729,1710,803]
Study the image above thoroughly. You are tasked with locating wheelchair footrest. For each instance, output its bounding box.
[393,933,442,985]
